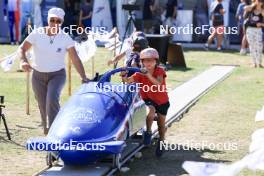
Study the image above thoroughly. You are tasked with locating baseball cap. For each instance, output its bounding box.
[48,7,65,21]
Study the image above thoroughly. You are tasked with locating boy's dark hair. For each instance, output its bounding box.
[132,37,149,52]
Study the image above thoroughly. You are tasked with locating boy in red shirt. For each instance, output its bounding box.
[122,48,170,157]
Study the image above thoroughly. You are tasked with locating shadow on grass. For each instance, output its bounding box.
[183,48,240,54]
[16,125,37,130]
[123,143,230,176]
[0,136,25,148]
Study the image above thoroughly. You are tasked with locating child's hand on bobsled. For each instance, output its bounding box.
[81,77,90,84]
[107,59,115,66]
[120,71,128,77]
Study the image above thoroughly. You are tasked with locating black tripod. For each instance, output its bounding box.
[114,10,137,68]
[0,96,11,140]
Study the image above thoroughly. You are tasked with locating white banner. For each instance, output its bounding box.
[0,53,17,72]
[172,10,193,42]
[33,0,43,28]
[182,160,246,176]
[75,36,97,63]
[116,0,128,40]
[92,0,113,32]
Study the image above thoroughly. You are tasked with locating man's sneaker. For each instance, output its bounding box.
[155,140,165,157]
[143,131,152,146]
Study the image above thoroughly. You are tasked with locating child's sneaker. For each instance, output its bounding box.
[143,131,152,146]
[155,140,165,157]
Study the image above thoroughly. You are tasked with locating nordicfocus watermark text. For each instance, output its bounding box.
[96,83,170,93]
[27,25,108,35]
[27,139,106,151]
[160,24,238,35]
[160,140,238,151]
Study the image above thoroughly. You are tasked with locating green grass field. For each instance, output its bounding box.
[0,45,264,176]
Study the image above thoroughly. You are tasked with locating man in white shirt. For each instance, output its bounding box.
[19,7,90,135]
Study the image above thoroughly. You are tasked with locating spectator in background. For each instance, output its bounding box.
[244,0,264,68]
[205,0,225,51]
[64,0,80,37]
[236,0,250,55]
[143,0,155,33]
[163,0,178,29]
[79,0,93,29]
[20,0,33,43]
[4,0,20,45]
[64,0,76,27]
[134,0,145,31]
[194,0,209,42]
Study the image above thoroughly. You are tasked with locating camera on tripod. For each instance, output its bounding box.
[122,4,140,11]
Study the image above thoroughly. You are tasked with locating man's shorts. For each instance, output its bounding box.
[144,99,170,116]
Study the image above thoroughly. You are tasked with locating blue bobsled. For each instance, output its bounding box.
[26,67,146,166]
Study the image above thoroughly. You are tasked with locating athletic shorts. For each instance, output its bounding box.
[144,99,170,116]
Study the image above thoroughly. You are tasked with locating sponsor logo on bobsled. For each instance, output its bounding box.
[27,139,106,151]
[70,126,81,133]
[71,109,101,124]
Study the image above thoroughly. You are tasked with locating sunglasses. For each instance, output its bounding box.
[50,18,62,24]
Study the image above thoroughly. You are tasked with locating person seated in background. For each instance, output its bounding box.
[122,48,170,157]
[123,36,149,81]
[109,37,148,78]
[107,31,148,69]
